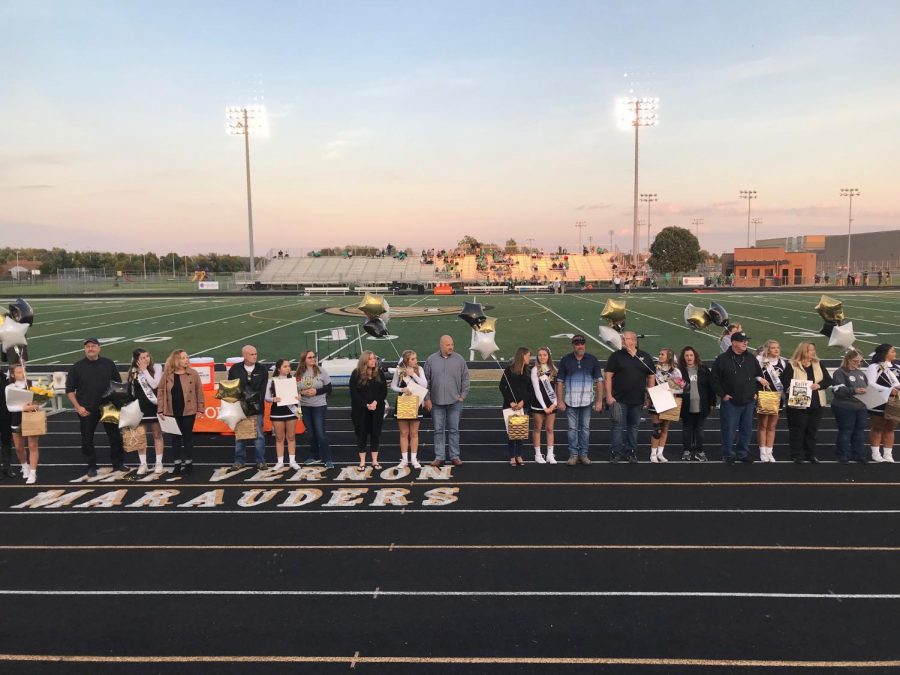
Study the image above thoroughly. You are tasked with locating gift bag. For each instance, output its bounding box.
[658,397,683,422]
[234,416,258,440]
[885,397,900,422]
[122,425,147,453]
[396,394,420,420]
[756,391,781,415]
[21,410,48,437]
[506,411,530,440]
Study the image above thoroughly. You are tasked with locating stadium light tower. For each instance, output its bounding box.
[617,96,659,262]
[692,218,703,241]
[639,193,657,252]
[226,104,269,276]
[739,190,757,247]
[575,221,588,249]
[840,188,860,274]
[750,217,763,245]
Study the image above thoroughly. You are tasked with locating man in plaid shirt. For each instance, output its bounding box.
[556,335,604,466]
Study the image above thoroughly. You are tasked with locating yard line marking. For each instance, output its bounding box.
[522,296,613,351]
[1,589,898,599]
[1,544,897,552]
[0,654,899,667]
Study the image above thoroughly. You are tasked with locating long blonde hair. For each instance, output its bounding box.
[163,350,187,376]
[510,347,531,375]
[789,342,818,368]
[355,350,382,385]
[535,346,557,378]
[757,340,780,360]
[399,350,420,376]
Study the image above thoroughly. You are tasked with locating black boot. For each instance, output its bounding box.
[1,462,15,478]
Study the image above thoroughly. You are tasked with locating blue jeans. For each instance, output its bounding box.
[303,405,331,464]
[609,402,641,458]
[432,401,463,460]
[832,405,867,461]
[507,439,523,458]
[719,399,754,460]
[566,405,592,457]
[234,414,266,464]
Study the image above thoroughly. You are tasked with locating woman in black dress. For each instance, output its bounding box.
[500,347,532,466]
[349,351,387,470]
[781,342,832,463]
[127,349,164,474]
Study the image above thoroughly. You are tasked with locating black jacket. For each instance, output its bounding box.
[0,370,10,420]
[499,366,532,411]
[680,364,716,418]
[711,349,763,405]
[227,361,269,408]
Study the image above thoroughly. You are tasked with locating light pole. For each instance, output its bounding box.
[639,193,657,253]
[691,218,703,241]
[739,190,757,247]
[226,104,269,276]
[608,229,614,252]
[841,188,860,274]
[751,217,762,245]
[142,253,146,281]
[575,221,587,250]
[617,97,659,262]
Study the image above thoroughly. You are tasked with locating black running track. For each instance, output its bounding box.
[1,408,899,673]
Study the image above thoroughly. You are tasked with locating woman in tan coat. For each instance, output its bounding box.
[157,349,205,475]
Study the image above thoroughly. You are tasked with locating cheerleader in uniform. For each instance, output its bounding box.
[756,340,786,462]
[530,346,558,464]
[127,349,164,474]
[266,359,302,471]
[649,348,683,463]
[5,364,41,484]
[865,343,900,462]
[391,350,428,469]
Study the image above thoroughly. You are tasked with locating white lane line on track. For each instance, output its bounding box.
[0,589,897,599]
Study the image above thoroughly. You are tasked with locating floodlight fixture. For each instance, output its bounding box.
[739,190,758,248]
[640,193,658,252]
[840,188,860,274]
[616,96,660,262]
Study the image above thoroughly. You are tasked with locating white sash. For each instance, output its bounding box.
[539,372,557,405]
[762,358,785,393]
[135,370,158,404]
[880,364,900,388]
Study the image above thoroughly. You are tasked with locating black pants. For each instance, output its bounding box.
[353,410,384,452]
[169,414,197,463]
[1,417,12,465]
[79,410,124,469]
[786,407,823,459]
[681,413,707,453]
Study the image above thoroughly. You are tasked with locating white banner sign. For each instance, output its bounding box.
[198,281,219,290]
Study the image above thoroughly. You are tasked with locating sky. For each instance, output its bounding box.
[2,0,899,257]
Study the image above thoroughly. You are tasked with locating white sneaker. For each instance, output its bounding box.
[760,449,768,462]
[137,464,149,476]
[289,461,301,470]
[410,455,421,469]
[768,450,777,463]
[273,461,285,472]
[546,450,557,464]
[657,449,668,463]
[884,449,895,463]
[398,456,408,468]
[154,463,165,474]
[650,448,659,463]
[872,448,885,463]
[21,465,31,480]
[26,470,36,485]
[534,450,546,464]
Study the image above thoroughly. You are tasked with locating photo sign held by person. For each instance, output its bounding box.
[787,379,813,409]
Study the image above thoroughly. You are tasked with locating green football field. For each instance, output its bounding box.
[12,289,900,369]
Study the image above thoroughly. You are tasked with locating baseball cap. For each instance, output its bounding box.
[730,332,749,342]
[571,334,586,344]
[83,337,100,346]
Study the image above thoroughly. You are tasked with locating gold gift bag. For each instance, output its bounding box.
[658,397,683,422]
[122,424,147,452]
[21,410,48,437]
[506,412,530,440]
[756,391,781,415]
[395,394,420,420]
[234,416,258,440]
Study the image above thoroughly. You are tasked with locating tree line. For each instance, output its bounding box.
[0,248,254,275]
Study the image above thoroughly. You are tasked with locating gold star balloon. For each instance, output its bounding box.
[684,303,711,330]
[815,295,844,323]
[100,403,121,425]
[600,299,626,324]
[476,316,497,333]
[358,292,388,320]
[215,378,242,402]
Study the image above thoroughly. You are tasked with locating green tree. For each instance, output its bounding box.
[457,235,482,254]
[648,226,703,274]
[504,238,518,253]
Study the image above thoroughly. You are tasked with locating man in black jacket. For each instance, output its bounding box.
[711,332,766,463]
[66,337,125,476]
[229,344,269,470]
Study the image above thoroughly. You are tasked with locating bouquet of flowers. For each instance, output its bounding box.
[28,383,54,406]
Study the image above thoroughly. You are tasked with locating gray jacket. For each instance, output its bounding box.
[831,367,867,410]
[423,351,470,405]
